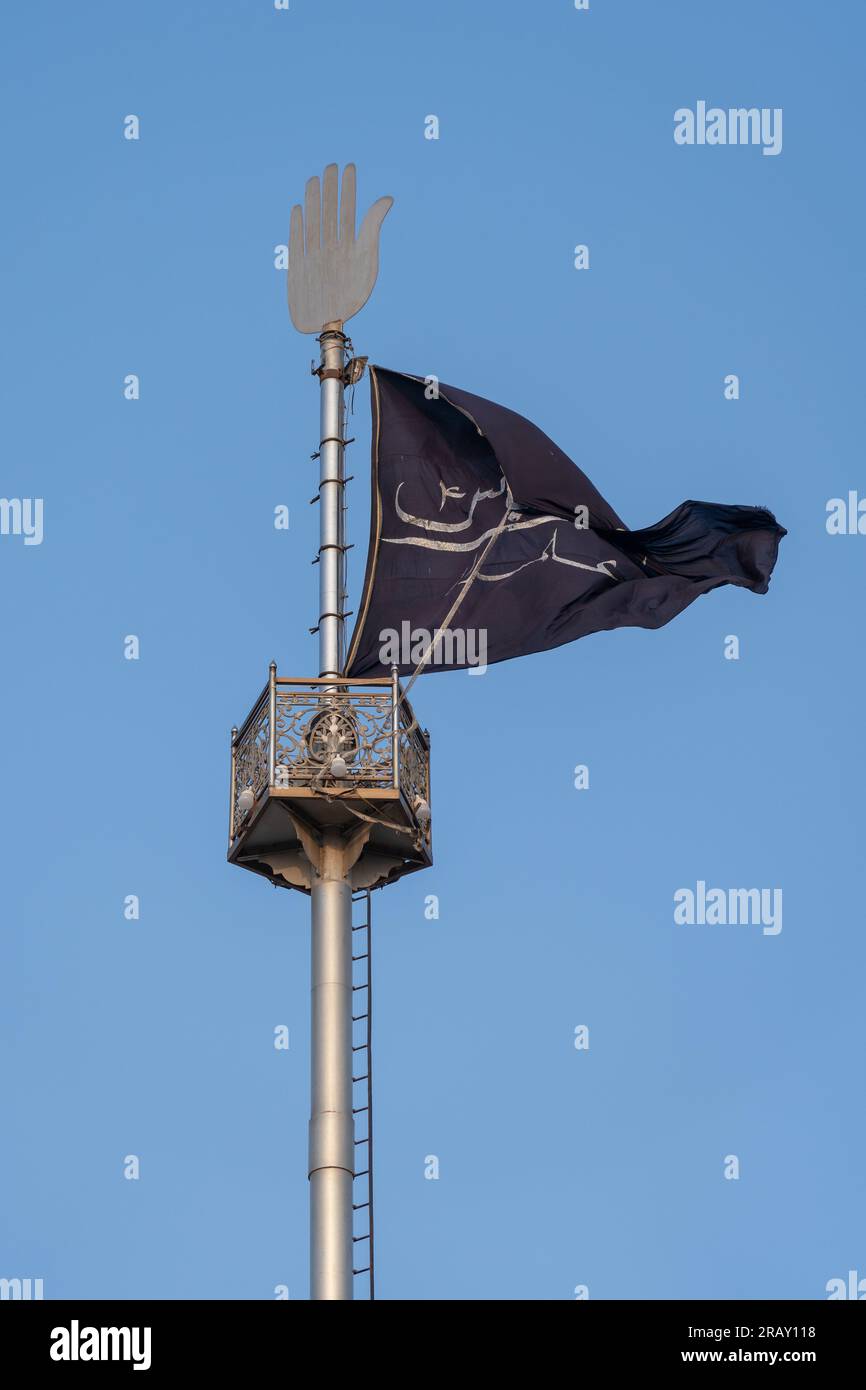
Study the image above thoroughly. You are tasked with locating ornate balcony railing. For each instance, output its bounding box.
[228,668,431,854]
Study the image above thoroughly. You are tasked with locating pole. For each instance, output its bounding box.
[308,324,355,1300]
[317,325,347,682]
[309,838,354,1299]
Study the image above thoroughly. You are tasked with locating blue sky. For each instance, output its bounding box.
[1,0,863,1300]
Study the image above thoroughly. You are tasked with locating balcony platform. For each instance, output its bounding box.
[227,669,432,894]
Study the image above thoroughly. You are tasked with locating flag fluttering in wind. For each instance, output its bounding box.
[345,368,786,678]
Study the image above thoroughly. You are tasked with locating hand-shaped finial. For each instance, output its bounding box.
[288,164,393,334]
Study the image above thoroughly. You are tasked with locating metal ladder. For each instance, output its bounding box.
[351,888,374,1298]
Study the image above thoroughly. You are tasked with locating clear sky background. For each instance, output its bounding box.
[1,1,863,1301]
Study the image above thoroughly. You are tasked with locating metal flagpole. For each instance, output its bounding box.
[308,837,354,1299]
[282,163,394,1299]
[316,325,347,685]
[308,323,354,1300]
[230,166,431,1301]
[230,166,424,1302]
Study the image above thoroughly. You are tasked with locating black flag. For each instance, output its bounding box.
[345,368,785,677]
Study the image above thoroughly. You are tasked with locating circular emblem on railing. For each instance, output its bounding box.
[304,709,360,766]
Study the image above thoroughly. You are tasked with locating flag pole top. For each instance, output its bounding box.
[288,163,393,335]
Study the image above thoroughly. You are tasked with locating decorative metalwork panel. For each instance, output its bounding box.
[233,695,269,832]
[230,677,431,845]
[398,705,430,814]
[273,688,393,789]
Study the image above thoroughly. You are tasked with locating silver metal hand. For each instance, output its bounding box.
[288,163,393,334]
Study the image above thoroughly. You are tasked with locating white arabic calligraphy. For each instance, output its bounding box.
[383,475,620,580]
[394,477,506,532]
[439,481,466,510]
[474,528,618,581]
